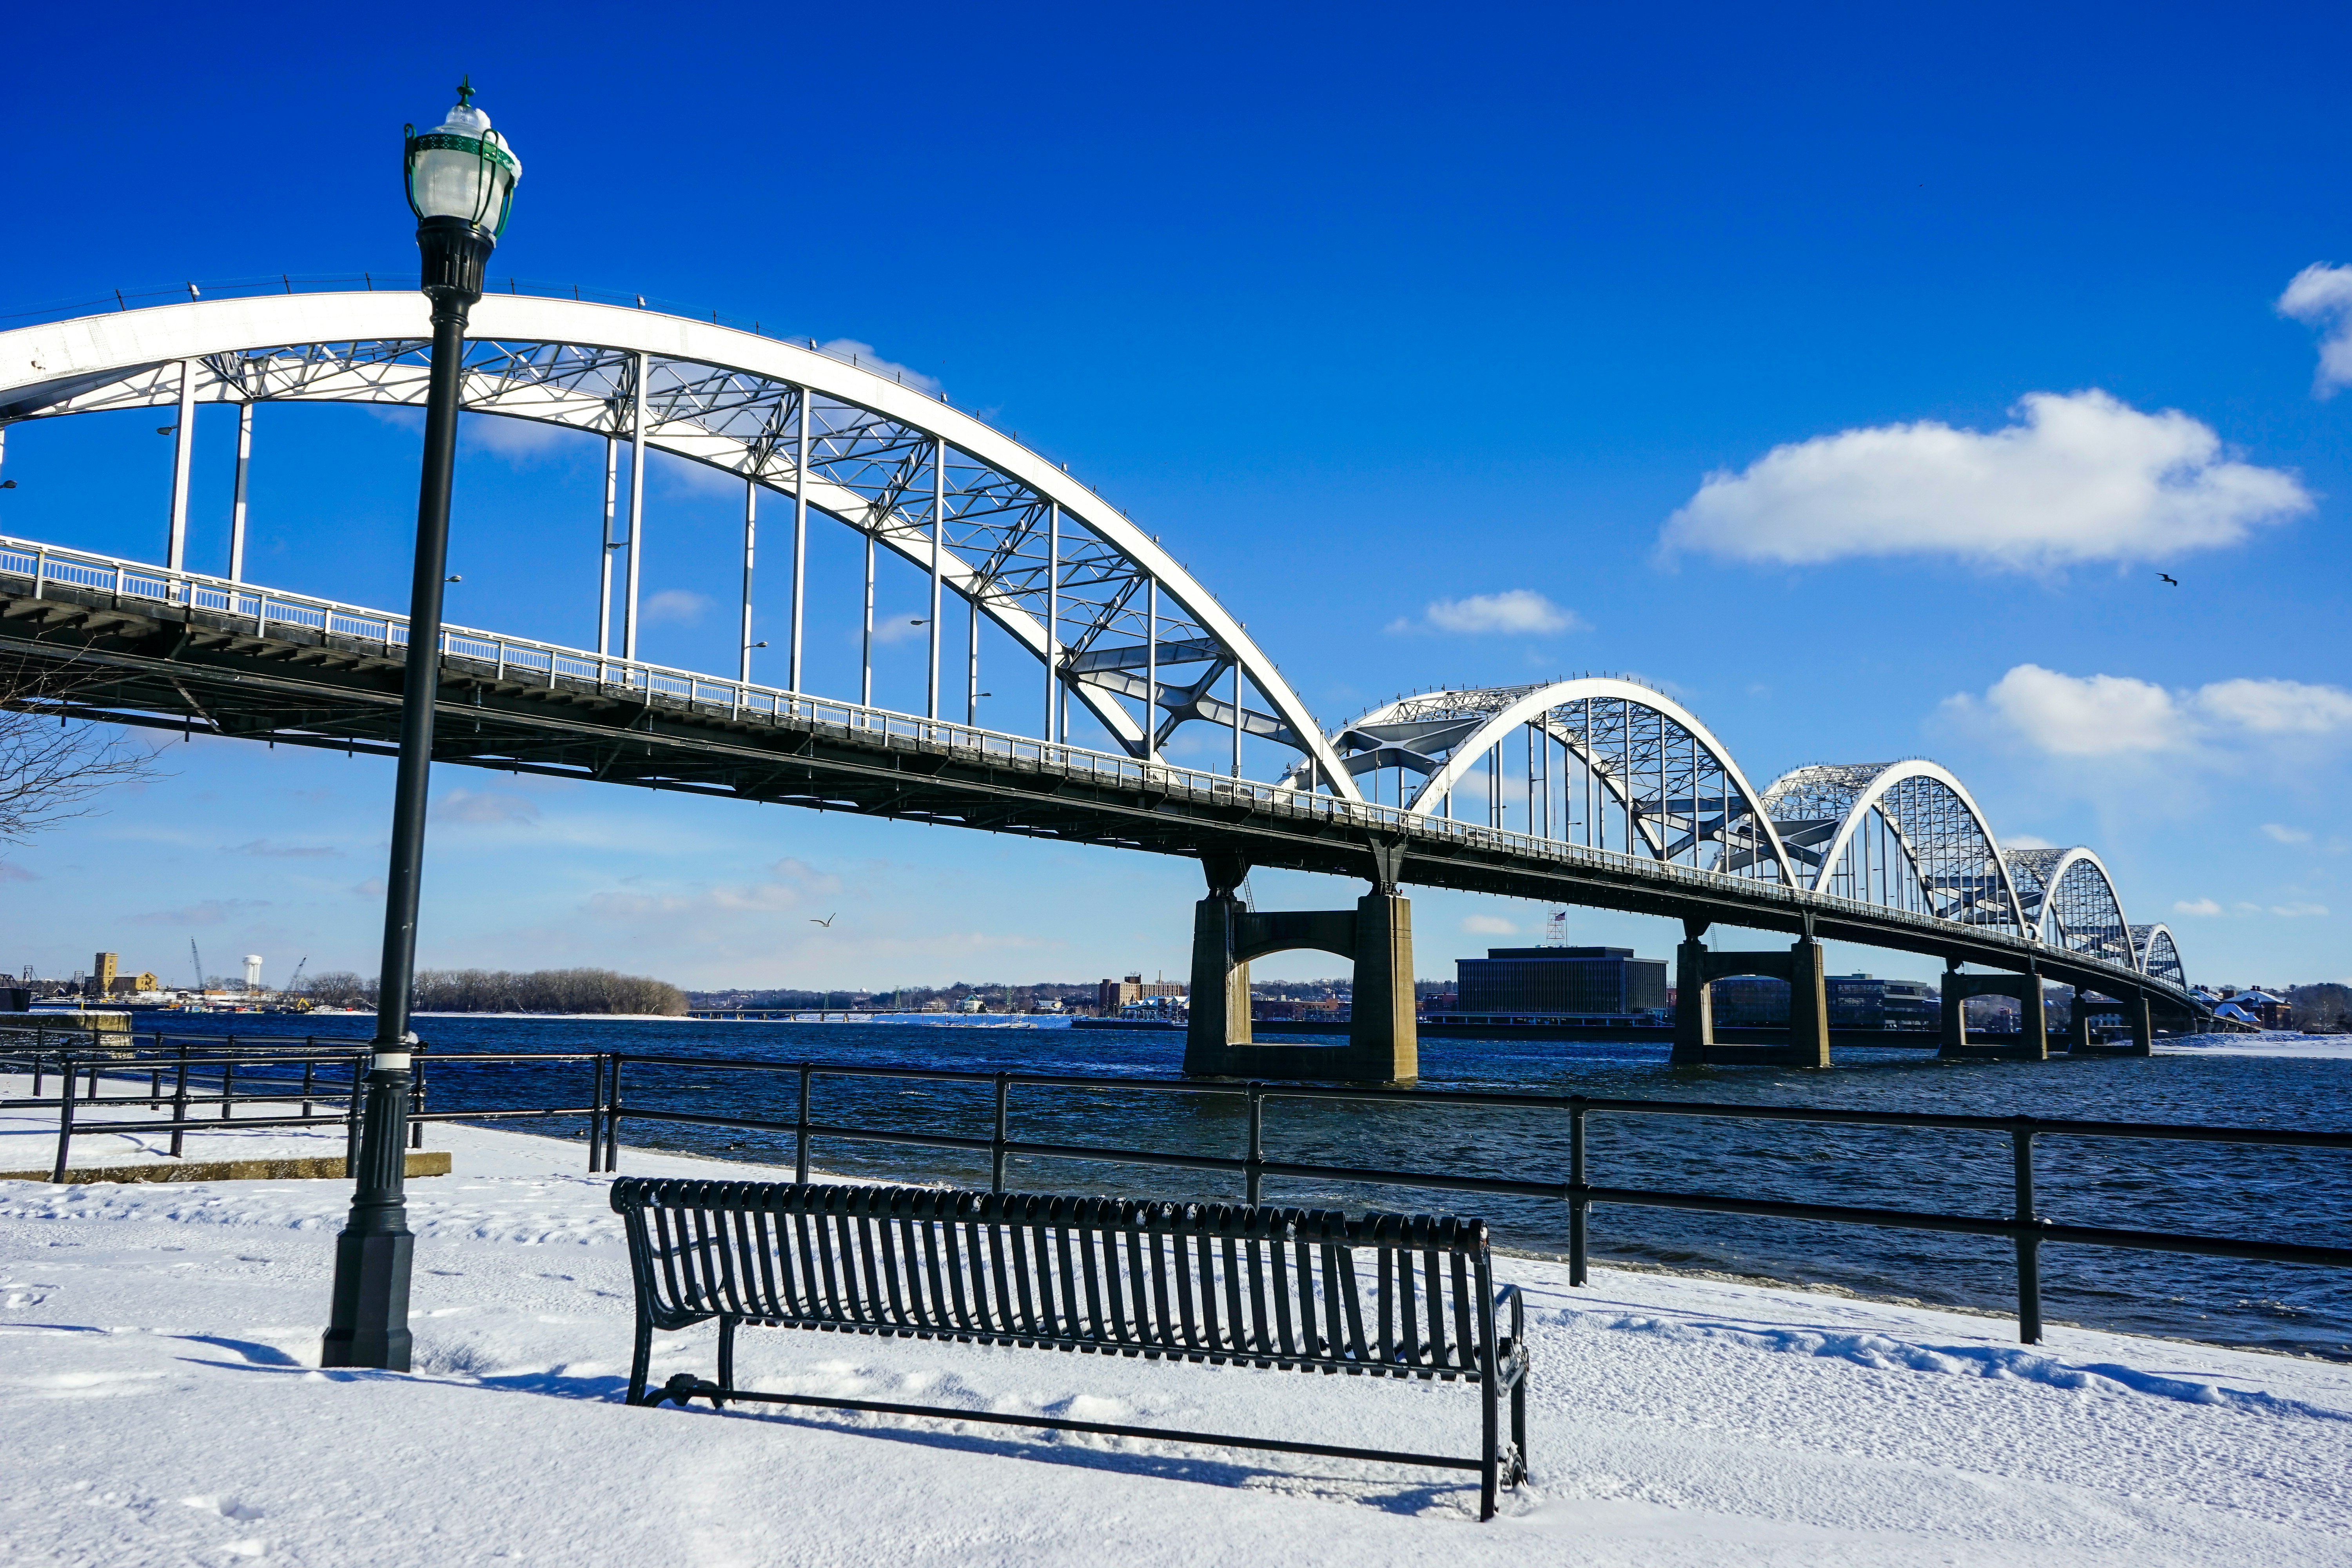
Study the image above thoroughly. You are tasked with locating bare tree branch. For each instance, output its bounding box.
[0,654,167,846]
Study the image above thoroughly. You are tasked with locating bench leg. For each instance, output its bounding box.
[1480,1369,1499,1521]
[715,1317,738,1410]
[1510,1357,1528,1485]
[627,1311,653,1406]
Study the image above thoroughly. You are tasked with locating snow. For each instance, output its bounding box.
[2157,1030,2352,1060]
[2,1118,2350,1565]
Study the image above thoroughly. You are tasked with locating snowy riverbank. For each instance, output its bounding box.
[1,1120,2348,1565]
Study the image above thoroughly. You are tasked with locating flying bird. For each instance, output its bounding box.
[809,913,837,927]
[2160,573,2179,586]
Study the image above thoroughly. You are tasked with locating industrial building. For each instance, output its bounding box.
[1827,974,1940,1031]
[1444,946,1669,1022]
[1096,974,1187,1014]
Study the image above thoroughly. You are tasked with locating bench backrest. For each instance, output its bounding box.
[610,1178,1501,1382]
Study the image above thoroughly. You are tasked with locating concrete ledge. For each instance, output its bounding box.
[0,1151,449,1186]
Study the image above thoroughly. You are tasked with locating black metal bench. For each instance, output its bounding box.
[610,1178,1530,1517]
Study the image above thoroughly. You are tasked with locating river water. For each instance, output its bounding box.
[138,1013,2352,1359]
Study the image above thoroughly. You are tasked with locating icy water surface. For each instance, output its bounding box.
[143,1013,2352,1358]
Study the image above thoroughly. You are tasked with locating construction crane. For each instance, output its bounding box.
[189,938,204,993]
[285,955,309,995]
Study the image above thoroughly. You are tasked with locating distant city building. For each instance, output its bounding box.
[1825,974,1939,1031]
[1454,947,1668,1016]
[1097,974,1187,1014]
[1708,975,1790,1026]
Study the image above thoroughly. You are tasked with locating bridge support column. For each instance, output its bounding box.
[1938,965,2049,1061]
[1786,934,1831,1069]
[1670,927,1713,1065]
[1348,891,1417,1081]
[2125,991,2152,1056]
[2063,990,2098,1054]
[1181,848,1416,1082]
[1667,921,1828,1069]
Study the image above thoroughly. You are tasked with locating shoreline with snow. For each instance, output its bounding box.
[1,1119,2349,1564]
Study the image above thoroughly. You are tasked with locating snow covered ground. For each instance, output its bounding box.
[2157,1029,2352,1060]
[1,1118,2348,1566]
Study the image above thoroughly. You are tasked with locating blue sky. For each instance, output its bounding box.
[1,1,2346,993]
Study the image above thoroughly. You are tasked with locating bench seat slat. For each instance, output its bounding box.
[611,1182,1499,1382]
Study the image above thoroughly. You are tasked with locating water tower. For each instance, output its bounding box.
[242,955,264,991]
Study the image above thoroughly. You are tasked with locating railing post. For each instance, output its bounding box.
[343,1053,365,1177]
[409,1043,427,1150]
[30,1028,43,1098]
[604,1056,624,1172]
[221,1051,236,1120]
[170,1044,190,1158]
[51,1055,75,1183]
[2012,1121,2042,1344]
[587,1054,606,1172]
[795,1062,812,1185]
[1568,1098,1589,1287]
[1246,1082,1265,1207]
[991,1072,1009,1193]
[301,1039,316,1119]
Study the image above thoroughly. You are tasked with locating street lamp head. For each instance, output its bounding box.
[404,77,521,235]
[404,77,521,307]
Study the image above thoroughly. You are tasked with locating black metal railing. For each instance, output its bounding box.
[6,1039,2347,1347]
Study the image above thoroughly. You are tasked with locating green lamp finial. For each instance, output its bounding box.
[456,75,475,107]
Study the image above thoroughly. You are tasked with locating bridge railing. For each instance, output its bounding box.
[0,532,2183,1005]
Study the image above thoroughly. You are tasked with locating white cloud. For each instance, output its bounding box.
[1461,914,1519,935]
[2173,898,2223,916]
[646,450,743,499]
[2002,833,2056,850]
[1954,666,2183,756]
[2277,263,2352,396]
[223,839,339,859]
[1390,590,1584,637]
[1661,390,2309,570]
[1947,665,2352,758]
[463,412,582,464]
[818,339,942,396]
[2196,678,2352,735]
[643,589,712,626]
[2273,902,2330,918]
[437,789,539,826]
[2262,823,2314,844]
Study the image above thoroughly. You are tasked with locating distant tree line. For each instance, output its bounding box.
[302,967,687,1015]
[2290,984,2352,1033]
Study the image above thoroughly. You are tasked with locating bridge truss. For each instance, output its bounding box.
[0,289,2192,1006]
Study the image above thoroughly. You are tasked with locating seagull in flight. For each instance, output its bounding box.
[2160,573,2180,586]
[809,913,837,927]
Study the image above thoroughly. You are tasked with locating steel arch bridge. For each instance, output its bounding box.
[0,287,2195,1012]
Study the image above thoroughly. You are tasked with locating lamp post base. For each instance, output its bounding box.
[319,1228,414,1370]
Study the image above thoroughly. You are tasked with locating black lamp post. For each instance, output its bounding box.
[321,79,520,1372]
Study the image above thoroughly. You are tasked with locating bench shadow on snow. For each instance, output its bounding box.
[165,1343,1488,1516]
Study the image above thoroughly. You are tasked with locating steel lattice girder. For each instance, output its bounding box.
[1757,760,2029,936]
[0,294,1347,788]
[2130,923,2185,985]
[1319,678,1796,883]
[2007,847,2132,965]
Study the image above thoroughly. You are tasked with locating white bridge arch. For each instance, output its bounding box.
[0,292,1361,795]
[1317,679,1797,884]
[2005,847,2132,968]
[1759,760,2029,936]
[0,288,2197,995]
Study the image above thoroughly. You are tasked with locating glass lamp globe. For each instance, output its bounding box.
[404,78,522,236]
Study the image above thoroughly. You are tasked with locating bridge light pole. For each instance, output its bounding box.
[322,78,519,1372]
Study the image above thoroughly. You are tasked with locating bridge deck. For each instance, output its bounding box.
[0,554,2188,1011]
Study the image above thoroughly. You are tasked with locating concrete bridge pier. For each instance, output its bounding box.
[1668,920,1832,1068]
[2063,987,2154,1056]
[1939,963,2049,1060]
[1182,846,1418,1082]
